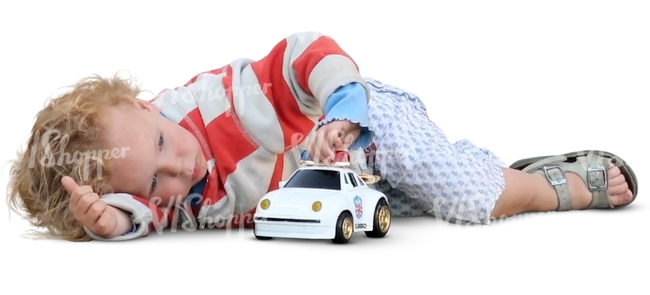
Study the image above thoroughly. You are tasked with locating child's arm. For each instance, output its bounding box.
[246,31,374,153]
[170,31,372,154]
[62,176,166,241]
[82,193,164,241]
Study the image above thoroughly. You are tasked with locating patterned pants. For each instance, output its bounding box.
[361,78,507,225]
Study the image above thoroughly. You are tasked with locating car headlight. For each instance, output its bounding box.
[260,199,271,210]
[312,201,322,212]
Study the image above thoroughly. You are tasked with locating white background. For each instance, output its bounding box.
[1,0,648,294]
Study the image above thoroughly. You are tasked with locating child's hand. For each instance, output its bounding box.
[62,176,130,238]
[308,120,361,163]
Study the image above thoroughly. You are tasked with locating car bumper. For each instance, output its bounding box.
[253,215,338,239]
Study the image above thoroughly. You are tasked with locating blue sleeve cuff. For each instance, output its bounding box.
[122,224,137,236]
[318,82,374,150]
[122,215,137,236]
[301,150,311,161]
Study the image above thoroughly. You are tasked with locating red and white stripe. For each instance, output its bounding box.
[87,32,371,240]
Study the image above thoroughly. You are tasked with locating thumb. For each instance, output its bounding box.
[61,176,79,194]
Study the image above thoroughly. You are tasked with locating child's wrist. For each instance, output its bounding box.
[122,215,137,236]
[109,206,136,237]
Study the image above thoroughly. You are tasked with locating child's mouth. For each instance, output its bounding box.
[192,158,200,182]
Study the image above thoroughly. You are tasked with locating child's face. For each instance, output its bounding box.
[103,99,208,208]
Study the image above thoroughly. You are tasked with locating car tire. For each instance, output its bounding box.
[331,211,354,244]
[365,198,391,238]
[255,235,272,240]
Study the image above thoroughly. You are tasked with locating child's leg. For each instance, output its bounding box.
[365,78,506,224]
[364,78,636,224]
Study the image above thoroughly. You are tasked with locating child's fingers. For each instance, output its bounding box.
[340,128,360,149]
[310,128,329,162]
[319,145,334,164]
[329,122,359,150]
[90,203,116,237]
[320,129,338,161]
[77,195,104,228]
[307,131,320,162]
[72,192,94,217]
[61,176,79,195]
[331,131,344,149]
[68,185,95,209]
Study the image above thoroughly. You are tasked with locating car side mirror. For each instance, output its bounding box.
[278,180,287,188]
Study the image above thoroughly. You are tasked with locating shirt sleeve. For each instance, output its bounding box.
[245,31,374,153]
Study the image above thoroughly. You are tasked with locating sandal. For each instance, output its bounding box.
[509,150,638,211]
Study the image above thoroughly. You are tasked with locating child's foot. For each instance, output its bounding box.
[509,150,638,214]
[560,163,634,210]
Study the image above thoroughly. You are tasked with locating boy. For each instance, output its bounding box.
[7,31,638,242]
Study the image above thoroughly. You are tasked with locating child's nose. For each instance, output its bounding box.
[162,157,183,176]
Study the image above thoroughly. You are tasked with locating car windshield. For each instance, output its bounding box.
[284,169,341,190]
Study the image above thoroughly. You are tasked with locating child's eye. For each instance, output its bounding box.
[151,175,158,191]
[158,134,164,148]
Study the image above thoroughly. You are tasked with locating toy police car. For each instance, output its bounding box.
[252,153,390,244]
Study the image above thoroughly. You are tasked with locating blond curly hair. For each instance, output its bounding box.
[6,73,142,241]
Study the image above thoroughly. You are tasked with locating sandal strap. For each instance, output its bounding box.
[570,154,611,209]
[537,166,572,211]
[522,155,568,173]
[526,154,612,211]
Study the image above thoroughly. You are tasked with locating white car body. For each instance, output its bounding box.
[253,164,390,243]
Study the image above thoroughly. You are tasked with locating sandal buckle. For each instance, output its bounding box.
[543,166,566,186]
[587,166,607,191]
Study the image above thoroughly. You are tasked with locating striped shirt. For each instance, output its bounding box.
[83,31,373,241]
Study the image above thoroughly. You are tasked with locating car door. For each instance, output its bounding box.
[346,172,371,226]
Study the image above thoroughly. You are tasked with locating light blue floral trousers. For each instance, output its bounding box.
[362,78,507,225]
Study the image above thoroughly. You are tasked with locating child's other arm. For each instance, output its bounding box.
[248,31,373,152]
[62,176,169,241]
[84,193,167,241]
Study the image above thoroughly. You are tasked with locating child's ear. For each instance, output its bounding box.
[133,99,159,113]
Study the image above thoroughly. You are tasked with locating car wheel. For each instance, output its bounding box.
[365,198,391,238]
[331,211,354,244]
[255,235,272,240]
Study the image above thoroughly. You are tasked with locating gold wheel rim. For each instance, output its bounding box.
[342,216,353,239]
[378,206,390,233]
